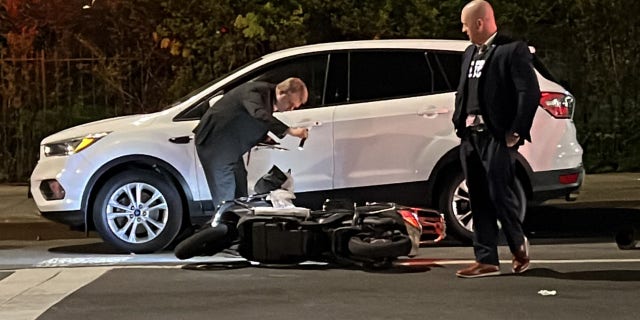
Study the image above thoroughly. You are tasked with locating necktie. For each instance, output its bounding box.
[478,44,488,55]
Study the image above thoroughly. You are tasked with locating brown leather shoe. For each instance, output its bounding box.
[456,262,500,278]
[512,236,530,274]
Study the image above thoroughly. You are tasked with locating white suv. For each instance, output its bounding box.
[30,40,584,253]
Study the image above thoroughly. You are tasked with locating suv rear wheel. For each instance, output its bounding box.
[438,169,526,243]
[93,170,183,253]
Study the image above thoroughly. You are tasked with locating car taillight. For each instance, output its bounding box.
[540,92,575,119]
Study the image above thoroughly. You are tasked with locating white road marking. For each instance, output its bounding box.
[36,256,132,268]
[396,258,640,266]
[525,258,640,264]
[0,267,110,320]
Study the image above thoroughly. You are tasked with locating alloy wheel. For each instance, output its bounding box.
[105,182,169,244]
[451,179,474,233]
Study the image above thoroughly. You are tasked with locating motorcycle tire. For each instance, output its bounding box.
[347,234,412,259]
[174,224,232,260]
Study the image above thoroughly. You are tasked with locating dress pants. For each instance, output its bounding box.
[196,136,249,209]
[459,128,526,265]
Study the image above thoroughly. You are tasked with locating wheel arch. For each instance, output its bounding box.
[427,146,462,208]
[427,145,535,207]
[513,152,534,202]
[81,155,199,231]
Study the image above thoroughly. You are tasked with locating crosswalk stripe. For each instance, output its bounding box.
[0,267,110,320]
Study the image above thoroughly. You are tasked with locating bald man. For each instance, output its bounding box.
[193,78,309,208]
[452,0,540,278]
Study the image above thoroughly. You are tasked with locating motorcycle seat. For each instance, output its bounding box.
[362,217,396,226]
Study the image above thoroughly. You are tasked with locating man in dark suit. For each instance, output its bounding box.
[453,0,540,278]
[193,77,309,208]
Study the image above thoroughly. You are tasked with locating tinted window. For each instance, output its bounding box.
[349,51,432,102]
[250,54,328,108]
[175,99,211,120]
[427,51,462,92]
[324,52,348,105]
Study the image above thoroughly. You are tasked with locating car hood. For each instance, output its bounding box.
[42,112,162,144]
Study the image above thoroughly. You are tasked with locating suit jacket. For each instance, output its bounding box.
[193,82,289,154]
[453,34,540,144]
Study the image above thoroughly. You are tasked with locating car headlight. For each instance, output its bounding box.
[43,132,111,157]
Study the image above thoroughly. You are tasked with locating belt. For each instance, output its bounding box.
[465,114,485,126]
[467,124,487,133]
[465,114,486,133]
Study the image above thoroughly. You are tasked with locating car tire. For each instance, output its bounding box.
[438,169,526,243]
[93,170,183,253]
[615,227,638,250]
[174,224,233,260]
[348,234,412,258]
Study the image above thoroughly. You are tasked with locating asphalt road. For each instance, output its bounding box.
[1,240,639,320]
[38,261,640,320]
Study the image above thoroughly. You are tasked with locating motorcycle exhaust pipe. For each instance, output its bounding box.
[615,226,639,250]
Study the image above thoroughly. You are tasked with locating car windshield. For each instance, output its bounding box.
[162,58,262,110]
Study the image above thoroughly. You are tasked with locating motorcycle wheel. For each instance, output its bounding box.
[347,234,412,259]
[174,224,232,260]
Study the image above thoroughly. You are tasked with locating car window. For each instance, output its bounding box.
[324,52,348,105]
[249,54,328,109]
[349,51,432,102]
[174,54,329,121]
[176,99,210,120]
[427,51,462,93]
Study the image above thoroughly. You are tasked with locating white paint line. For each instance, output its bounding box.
[527,259,640,264]
[419,258,640,265]
[36,256,132,268]
[0,267,110,320]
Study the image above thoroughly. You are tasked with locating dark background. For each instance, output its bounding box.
[1,0,638,182]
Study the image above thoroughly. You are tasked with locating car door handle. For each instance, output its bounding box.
[417,106,449,119]
[169,136,193,144]
[294,121,323,128]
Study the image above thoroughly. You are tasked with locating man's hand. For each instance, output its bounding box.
[287,127,309,139]
[506,132,520,147]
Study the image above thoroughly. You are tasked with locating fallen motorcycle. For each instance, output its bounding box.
[174,177,445,268]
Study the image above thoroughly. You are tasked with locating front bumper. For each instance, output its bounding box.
[40,210,85,229]
[30,153,93,213]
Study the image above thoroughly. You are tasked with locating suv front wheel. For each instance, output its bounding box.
[92,170,183,253]
[438,170,526,243]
